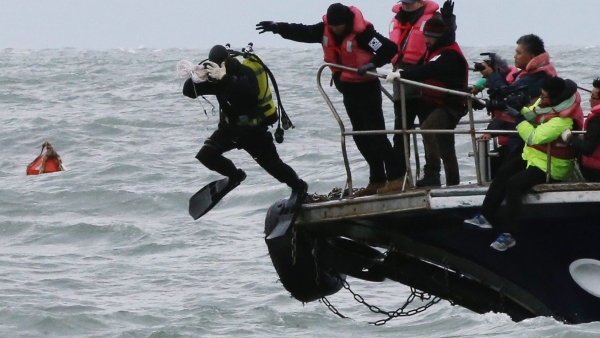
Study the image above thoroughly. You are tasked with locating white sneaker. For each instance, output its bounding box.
[463,214,493,229]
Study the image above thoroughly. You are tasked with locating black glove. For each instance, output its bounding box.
[441,0,454,18]
[256,21,278,34]
[357,62,375,76]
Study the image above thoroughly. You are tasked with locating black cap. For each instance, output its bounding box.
[327,3,353,26]
[423,18,445,38]
[208,45,229,65]
[542,76,566,99]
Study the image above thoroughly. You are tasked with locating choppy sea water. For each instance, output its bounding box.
[1,46,600,337]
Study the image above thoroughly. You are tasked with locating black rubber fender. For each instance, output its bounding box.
[316,237,387,282]
[265,199,345,303]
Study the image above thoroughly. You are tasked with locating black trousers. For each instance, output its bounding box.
[580,164,600,182]
[342,80,402,184]
[481,155,548,234]
[392,98,431,175]
[195,125,302,189]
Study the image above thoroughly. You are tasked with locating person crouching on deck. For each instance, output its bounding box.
[463,77,584,251]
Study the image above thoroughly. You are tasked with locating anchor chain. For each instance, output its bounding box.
[291,226,297,265]
[321,278,441,325]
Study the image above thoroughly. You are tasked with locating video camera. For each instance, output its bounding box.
[485,85,531,112]
[472,52,496,72]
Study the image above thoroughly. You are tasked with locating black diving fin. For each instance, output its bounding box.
[188,172,246,220]
[266,181,308,239]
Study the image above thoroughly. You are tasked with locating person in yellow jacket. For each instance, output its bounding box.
[463,77,584,251]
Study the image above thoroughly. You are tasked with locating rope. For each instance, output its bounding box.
[175,59,216,120]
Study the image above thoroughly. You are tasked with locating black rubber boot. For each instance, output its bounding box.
[228,169,247,188]
[416,171,441,188]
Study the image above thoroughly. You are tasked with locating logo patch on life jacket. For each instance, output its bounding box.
[368,37,383,51]
[429,55,441,62]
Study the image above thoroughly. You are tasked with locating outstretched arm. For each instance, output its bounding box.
[256,21,325,44]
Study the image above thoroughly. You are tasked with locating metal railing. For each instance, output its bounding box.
[316,63,576,197]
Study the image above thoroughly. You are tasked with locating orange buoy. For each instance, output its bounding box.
[26,142,64,175]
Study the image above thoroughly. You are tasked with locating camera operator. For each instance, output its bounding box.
[470,53,519,95]
[478,34,557,176]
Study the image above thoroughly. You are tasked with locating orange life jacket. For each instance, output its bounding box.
[322,6,374,83]
[388,1,439,66]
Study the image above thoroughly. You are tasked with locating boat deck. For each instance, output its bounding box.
[297,182,600,225]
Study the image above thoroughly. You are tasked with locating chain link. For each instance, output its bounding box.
[291,226,297,265]
[321,296,347,319]
[321,278,441,326]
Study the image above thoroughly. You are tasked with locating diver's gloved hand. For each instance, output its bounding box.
[206,61,226,80]
[357,63,375,76]
[256,21,278,34]
[441,0,454,18]
[386,70,401,83]
[191,65,208,83]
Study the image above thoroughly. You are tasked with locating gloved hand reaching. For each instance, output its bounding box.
[256,21,278,34]
[386,70,401,83]
[206,61,227,80]
[191,65,208,83]
[357,62,375,76]
[561,129,572,143]
[441,0,454,18]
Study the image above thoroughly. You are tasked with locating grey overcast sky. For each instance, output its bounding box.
[1,0,597,50]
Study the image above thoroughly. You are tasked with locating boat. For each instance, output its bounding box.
[264,64,600,325]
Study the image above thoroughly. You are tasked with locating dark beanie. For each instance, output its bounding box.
[423,18,445,38]
[208,45,230,64]
[542,76,566,99]
[327,3,353,25]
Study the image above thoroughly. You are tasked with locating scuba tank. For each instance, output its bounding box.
[199,43,294,143]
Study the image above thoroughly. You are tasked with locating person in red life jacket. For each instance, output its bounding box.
[386,17,468,188]
[479,35,557,175]
[464,77,584,251]
[387,0,456,191]
[561,78,600,182]
[471,53,521,178]
[182,45,307,197]
[256,3,403,197]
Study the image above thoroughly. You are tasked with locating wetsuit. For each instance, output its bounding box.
[182,57,304,190]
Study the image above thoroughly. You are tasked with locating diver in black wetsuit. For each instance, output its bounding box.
[182,45,306,195]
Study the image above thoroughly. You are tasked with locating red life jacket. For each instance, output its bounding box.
[581,104,600,170]
[516,52,557,79]
[421,43,468,105]
[530,92,584,160]
[322,6,374,83]
[388,1,439,66]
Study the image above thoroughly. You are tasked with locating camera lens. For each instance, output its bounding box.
[473,62,485,72]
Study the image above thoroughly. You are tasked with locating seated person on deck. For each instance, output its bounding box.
[463,77,584,252]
